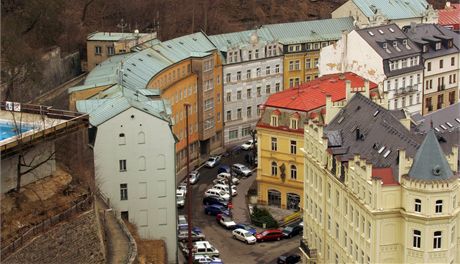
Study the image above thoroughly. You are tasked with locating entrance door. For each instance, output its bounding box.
[287,193,300,211]
[268,189,281,208]
[121,211,129,221]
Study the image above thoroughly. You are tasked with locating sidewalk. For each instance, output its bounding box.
[96,198,129,264]
[229,172,257,224]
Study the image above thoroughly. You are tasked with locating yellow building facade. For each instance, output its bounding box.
[300,93,460,264]
[283,47,323,89]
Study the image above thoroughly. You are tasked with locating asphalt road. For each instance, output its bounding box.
[178,149,301,264]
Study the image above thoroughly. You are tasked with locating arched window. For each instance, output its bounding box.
[138,156,146,171]
[271,161,278,176]
[413,230,421,248]
[433,231,442,249]
[414,199,421,212]
[290,165,297,180]
[119,133,126,145]
[435,200,443,213]
[138,131,145,144]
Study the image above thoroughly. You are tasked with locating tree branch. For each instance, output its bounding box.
[20,151,55,176]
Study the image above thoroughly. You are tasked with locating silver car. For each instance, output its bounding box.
[189,170,200,184]
[232,163,252,177]
[205,156,221,168]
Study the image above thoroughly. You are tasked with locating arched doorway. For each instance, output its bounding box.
[268,189,281,207]
[287,193,300,211]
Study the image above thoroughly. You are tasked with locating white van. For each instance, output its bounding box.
[193,241,220,257]
[213,184,237,196]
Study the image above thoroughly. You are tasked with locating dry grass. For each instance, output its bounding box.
[125,221,167,264]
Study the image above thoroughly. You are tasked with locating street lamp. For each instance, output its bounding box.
[184,103,193,264]
[250,129,257,166]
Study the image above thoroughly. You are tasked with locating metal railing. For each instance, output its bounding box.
[1,195,93,260]
[299,239,317,259]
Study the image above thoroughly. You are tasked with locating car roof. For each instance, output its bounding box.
[233,163,244,167]
[234,228,249,233]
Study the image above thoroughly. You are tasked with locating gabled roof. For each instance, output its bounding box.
[411,102,460,133]
[351,0,430,20]
[408,130,453,180]
[356,24,421,60]
[264,72,378,112]
[264,17,354,45]
[404,24,460,59]
[438,3,460,30]
[325,93,420,170]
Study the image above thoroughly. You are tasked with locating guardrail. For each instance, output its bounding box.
[281,211,302,227]
[97,190,138,264]
[1,195,93,260]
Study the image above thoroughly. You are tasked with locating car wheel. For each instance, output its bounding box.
[277,237,281,241]
[233,235,236,239]
[289,234,292,238]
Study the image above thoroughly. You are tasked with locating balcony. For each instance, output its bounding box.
[437,84,446,92]
[299,239,317,260]
[394,85,417,96]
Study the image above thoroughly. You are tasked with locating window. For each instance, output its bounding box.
[294,60,300,70]
[271,137,277,151]
[415,199,421,212]
[236,71,241,81]
[237,90,242,100]
[275,64,280,73]
[271,115,278,127]
[435,200,443,213]
[314,58,319,68]
[226,92,231,102]
[427,62,431,71]
[204,98,214,110]
[290,165,297,180]
[226,111,232,121]
[271,161,278,176]
[120,184,128,200]
[246,69,251,79]
[275,83,280,92]
[290,140,297,154]
[229,129,238,139]
[119,133,126,145]
[204,117,215,130]
[255,49,259,59]
[306,59,311,69]
[336,223,340,239]
[119,160,127,171]
[266,66,270,75]
[247,107,252,118]
[248,50,252,60]
[237,108,242,119]
[436,42,441,50]
[440,59,444,69]
[433,231,442,249]
[107,46,115,55]
[289,61,294,71]
[257,87,261,97]
[265,85,271,94]
[256,68,261,77]
[242,127,250,137]
[451,57,455,66]
[95,46,102,55]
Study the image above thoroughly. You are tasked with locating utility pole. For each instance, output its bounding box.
[250,129,257,166]
[185,103,192,264]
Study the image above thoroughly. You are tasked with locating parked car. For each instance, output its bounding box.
[232,163,252,177]
[182,241,220,258]
[277,254,300,264]
[233,223,257,235]
[232,228,257,244]
[255,229,284,242]
[178,215,188,230]
[202,196,229,207]
[204,204,229,216]
[241,139,256,150]
[217,214,236,229]
[205,156,221,168]
[194,254,223,264]
[217,165,231,174]
[212,184,237,196]
[204,188,230,200]
[178,230,206,242]
[216,172,240,185]
[177,190,185,208]
[282,224,303,238]
[189,170,200,184]
[177,183,187,195]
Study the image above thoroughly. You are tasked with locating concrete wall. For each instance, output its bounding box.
[94,107,177,263]
[1,141,56,193]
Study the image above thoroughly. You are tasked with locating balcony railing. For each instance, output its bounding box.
[299,239,317,259]
[394,85,417,96]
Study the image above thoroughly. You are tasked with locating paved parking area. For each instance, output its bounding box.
[178,150,300,263]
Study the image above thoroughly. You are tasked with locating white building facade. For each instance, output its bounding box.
[78,93,177,263]
[212,31,284,146]
[319,24,424,114]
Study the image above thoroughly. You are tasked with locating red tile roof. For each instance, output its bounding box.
[372,167,399,186]
[264,72,378,112]
[439,4,460,30]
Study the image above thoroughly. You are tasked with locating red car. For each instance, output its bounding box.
[255,229,284,242]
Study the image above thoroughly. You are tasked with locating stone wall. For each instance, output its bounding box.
[3,209,105,264]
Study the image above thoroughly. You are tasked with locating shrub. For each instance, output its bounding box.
[250,206,279,228]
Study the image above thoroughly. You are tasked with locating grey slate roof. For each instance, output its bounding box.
[404,24,460,59]
[356,24,422,60]
[325,93,420,171]
[411,102,460,133]
[408,130,454,180]
[351,0,430,20]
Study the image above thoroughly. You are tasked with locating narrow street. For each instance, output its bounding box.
[178,150,300,264]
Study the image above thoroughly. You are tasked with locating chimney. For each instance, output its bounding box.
[356,128,361,140]
[364,79,370,97]
[446,1,451,9]
[345,79,353,101]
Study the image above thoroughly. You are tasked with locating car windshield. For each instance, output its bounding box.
[244,232,252,237]
[261,231,268,236]
[284,227,293,232]
[208,158,215,162]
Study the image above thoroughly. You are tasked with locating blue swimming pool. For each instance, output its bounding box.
[0,121,34,141]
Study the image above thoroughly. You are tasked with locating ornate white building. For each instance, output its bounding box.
[209,30,284,146]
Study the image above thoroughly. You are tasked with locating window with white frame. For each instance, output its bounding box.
[433,231,442,249]
[119,160,127,171]
[266,66,270,75]
[275,83,280,92]
[271,137,277,151]
[226,110,231,121]
[204,117,215,130]
[246,69,251,79]
[95,46,102,55]
[275,64,280,73]
[435,200,443,213]
[271,115,278,127]
[290,140,297,154]
[415,199,421,212]
[229,129,238,139]
[120,183,128,200]
[119,133,126,145]
[271,161,278,176]
[290,165,297,180]
[107,46,115,55]
[204,98,214,111]
[256,68,261,77]
[247,106,252,118]
[226,73,231,83]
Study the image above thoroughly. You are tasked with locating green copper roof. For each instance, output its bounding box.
[352,0,430,20]
[88,32,153,41]
[408,130,453,181]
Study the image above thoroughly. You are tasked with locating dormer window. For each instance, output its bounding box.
[393,41,398,48]
[435,42,441,50]
[403,39,408,46]
[448,40,453,48]
[290,118,298,129]
[383,43,387,49]
[423,45,428,52]
[271,115,279,127]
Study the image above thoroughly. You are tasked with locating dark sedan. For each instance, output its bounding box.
[277,254,300,264]
[204,204,229,216]
[282,225,303,238]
